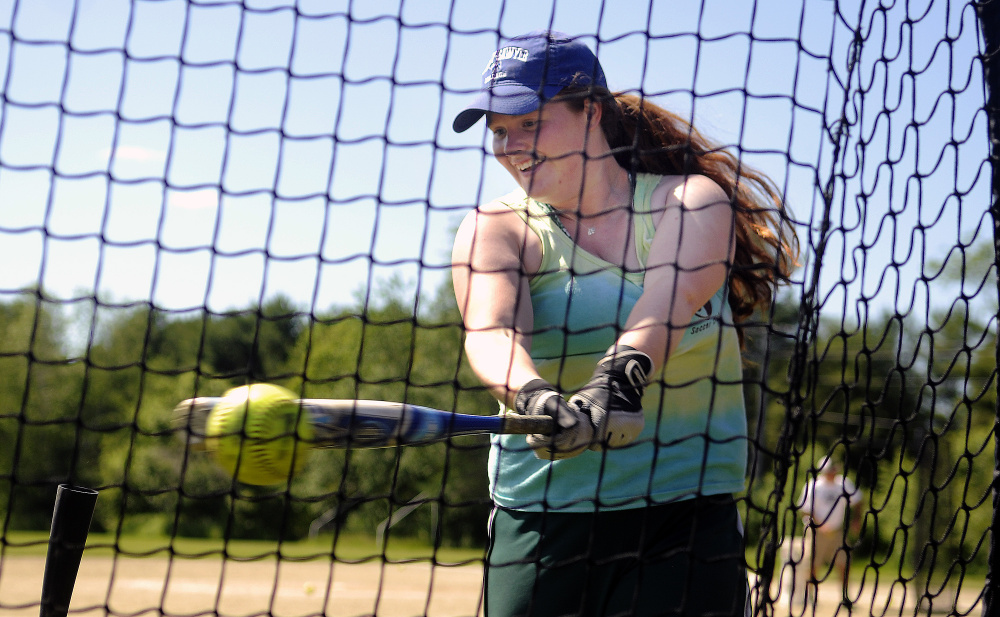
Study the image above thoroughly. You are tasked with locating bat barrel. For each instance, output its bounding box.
[172,397,219,451]
[39,484,99,617]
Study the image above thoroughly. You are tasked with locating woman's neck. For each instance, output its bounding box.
[549,162,633,220]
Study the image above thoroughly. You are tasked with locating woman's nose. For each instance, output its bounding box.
[502,129,530,155]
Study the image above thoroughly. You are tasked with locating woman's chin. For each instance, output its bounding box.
[519,181,548,200]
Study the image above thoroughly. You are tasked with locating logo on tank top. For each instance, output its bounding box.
[690,300,715,335]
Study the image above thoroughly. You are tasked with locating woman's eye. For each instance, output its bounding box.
[492,127,506,137]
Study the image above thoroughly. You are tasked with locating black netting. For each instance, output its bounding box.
[0,1,996,616]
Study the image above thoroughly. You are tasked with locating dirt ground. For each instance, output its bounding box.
[0,553,985,616]
[0,554,484,617]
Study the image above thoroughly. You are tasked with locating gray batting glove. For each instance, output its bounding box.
[515,379,594,460]
[568,345,652,449]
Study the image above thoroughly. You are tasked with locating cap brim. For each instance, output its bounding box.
[452,85,549,133]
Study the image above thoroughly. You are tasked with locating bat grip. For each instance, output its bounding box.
[499,414,555,435]
[39,485,99,617]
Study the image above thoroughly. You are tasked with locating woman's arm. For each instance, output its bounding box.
[451,203,542,408]
[453,203,595,458]
[564,175,736,449]
[616,174,737,371]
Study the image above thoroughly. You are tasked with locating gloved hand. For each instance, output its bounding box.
[515,379,594,460]
[569,345,653,449]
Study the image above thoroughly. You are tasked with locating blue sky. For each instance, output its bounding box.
[0,0,989,328]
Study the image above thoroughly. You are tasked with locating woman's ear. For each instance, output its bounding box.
[584,98,603,129]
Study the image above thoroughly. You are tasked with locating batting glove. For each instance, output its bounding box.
[569,345,653,449]
[515,379,594,460]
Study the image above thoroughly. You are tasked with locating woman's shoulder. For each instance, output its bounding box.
[456,188,531,218]
[453,191,541,272]
[646,173,729,213]
[644,172,725,195]
[454,190,542,266]
[457,190,532,232]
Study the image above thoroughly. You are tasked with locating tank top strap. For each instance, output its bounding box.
[494,175,665,278]
[631,173,662,269]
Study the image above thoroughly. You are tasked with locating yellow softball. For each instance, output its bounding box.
[204,384,313,486]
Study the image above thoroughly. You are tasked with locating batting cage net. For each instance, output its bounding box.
[0,1,997,616]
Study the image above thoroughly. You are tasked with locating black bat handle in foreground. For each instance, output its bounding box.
[39,484,99,617]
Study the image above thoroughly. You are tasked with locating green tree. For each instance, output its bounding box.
[281,277,494,546]
[747,238,998,589]
[0,293,87,529]
[204,295,304,384]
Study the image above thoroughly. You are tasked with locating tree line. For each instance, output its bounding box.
[0,247,995,581]
[0,277,494,546]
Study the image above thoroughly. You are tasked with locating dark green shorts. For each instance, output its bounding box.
[484,494,747,617]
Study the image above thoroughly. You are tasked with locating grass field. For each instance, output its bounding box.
[2,530,487,563]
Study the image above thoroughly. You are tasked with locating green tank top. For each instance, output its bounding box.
[487,173,748,511]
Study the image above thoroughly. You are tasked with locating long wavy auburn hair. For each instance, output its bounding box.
[561,88,800,340]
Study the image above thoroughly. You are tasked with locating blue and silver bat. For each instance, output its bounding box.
[173,397,553,449]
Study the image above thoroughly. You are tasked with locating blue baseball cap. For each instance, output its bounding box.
[452,30,607,133]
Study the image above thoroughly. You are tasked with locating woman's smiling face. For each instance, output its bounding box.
[487,100,598,209]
